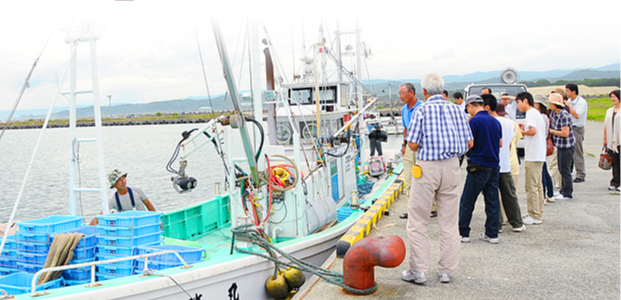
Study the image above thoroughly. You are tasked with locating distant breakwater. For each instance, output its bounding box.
[2,117,214,130]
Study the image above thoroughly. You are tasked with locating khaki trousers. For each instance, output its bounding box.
[403,146,417,196]
[525,161,545,221]
[407,157,460,275]
[548,147,562,187]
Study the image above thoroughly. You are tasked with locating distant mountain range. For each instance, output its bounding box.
[2,63,619,121]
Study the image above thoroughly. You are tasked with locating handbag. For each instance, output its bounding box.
[599,146,613,170]
[546,138,554,156]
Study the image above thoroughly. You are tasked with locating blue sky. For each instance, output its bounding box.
[0,0,619,111]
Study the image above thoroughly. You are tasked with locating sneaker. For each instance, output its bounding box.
[573,178,584,183]
[546,196,555,203]
[523,216,542,225]
[512,225,526,232]
[437,269,450,283]
[608,186,617,191]
[401,269,427,284]
[479,233,499,244]
[461,236,470,243]
[553,192,561,197]
[554,194,572,201]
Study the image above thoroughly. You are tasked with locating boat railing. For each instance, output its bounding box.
[29,250,193,296]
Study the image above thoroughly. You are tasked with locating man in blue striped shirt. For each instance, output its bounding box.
[401,73,473,285]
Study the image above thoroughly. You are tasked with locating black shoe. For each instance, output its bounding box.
[573,178,584,183]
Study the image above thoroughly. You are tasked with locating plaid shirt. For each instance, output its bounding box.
[550,109,575,149]
[406,95,473,161]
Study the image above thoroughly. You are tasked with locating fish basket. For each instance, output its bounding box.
[51,226,97,248]
[17,216,83,233]
[0,272,63,295]
[96,223,161,237]
[97,211,162,228]
[134,244,205,264]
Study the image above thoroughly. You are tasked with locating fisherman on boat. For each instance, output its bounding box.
[89,169,157,225]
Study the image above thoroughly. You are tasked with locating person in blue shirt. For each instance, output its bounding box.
[399,83,423,196]
[458,94,502,245]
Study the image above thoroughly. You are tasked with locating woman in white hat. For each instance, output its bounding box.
[548,94,575,200]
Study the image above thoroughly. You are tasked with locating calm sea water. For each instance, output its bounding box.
[0,123,402,223]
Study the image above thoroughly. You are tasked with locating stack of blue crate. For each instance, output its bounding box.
[134,244,205,273]
[15,216,83,276]
[95,211,162,282]
[50,226,97,286]
[0,235,18,276]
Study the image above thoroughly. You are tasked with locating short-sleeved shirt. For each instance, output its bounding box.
[550,109,575,149]
[401,99,423,130]
[567,95,588,127]
[108,186,149,212]
[468,110,502,168]
[523,108,547,162]
[496,116,515,173]
[406,95,473,161]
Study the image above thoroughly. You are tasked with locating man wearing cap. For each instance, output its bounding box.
[549,94,575,200]
[458,94,503,244]
[516,92,547,225]
[89,169,156,225]
[401,73,472,285]
[564,83,588,183]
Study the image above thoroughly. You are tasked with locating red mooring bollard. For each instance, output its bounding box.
[342,235,406,293]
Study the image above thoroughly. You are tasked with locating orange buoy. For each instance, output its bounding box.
[342,235,405,293]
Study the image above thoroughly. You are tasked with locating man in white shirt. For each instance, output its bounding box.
[516,92,547,225]
[564,83,588,182]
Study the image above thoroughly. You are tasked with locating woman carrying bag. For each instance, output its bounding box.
[603,89,621,191]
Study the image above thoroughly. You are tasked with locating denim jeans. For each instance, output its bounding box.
[541,161,553,198]
[459,167,500,239]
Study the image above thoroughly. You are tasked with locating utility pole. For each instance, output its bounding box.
[107,95,111,119]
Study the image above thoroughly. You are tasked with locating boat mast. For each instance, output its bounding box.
[212,20,260,185]
[65,25,109,215]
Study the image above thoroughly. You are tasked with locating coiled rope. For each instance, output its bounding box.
[230,224,377,295]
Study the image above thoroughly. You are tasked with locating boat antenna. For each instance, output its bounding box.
[0,19,59,143]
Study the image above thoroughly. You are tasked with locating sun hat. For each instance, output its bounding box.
[108,169,127,188]
[534,93,548,108]
[548,93,565,108]
[496,103,507,116]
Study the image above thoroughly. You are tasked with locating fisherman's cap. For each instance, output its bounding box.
[548,93,565,108]
[496,103,507,116]
[534,93,548,108]
[108,169,127,188]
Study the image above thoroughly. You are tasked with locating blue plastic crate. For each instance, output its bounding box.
[95,245,135,257]
[0,257,18,268]
[0,272,63,295]
[72,247,95,260]
[64,278,92,286]
[17,242,49,253]
[96,232,161,247]
[135,244,205,264]
[1,248,17,258]
[96,264,134,276]
[70,257,95,265]
[1,235,17,249]
[62,268,92,281]
[95,254,134,267]
[51,226,97,248]
[97,223,161,237]
[17,216,83,233]
[95,273,125,282]
[17,252,47,265]
[16,231,50,244]
[0,267,17,276]
[17,262,43,274]
[97,211,162,227]
[134,259,179,271]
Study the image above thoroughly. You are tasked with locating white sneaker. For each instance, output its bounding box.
[512,225,526,232]
[553,192,561,197]
[401,269,427,284]
[461,236,470,243]
[437,269,451,283]
[523,216,542,225]
[608,186,617,191]
[479,233,499,244]
[554,194,572,201]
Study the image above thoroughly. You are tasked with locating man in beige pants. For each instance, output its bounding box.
[401,74,472,285]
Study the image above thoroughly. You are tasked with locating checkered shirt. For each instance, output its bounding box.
[550,109,575,149]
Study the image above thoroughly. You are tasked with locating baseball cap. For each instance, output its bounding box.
[464,95,483,113]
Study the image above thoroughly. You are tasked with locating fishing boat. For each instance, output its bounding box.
[0,19,404,300]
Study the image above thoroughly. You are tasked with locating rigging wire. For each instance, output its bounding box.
[0,20,59,143]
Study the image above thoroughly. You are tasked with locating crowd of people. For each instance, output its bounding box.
[396,73,620,285]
